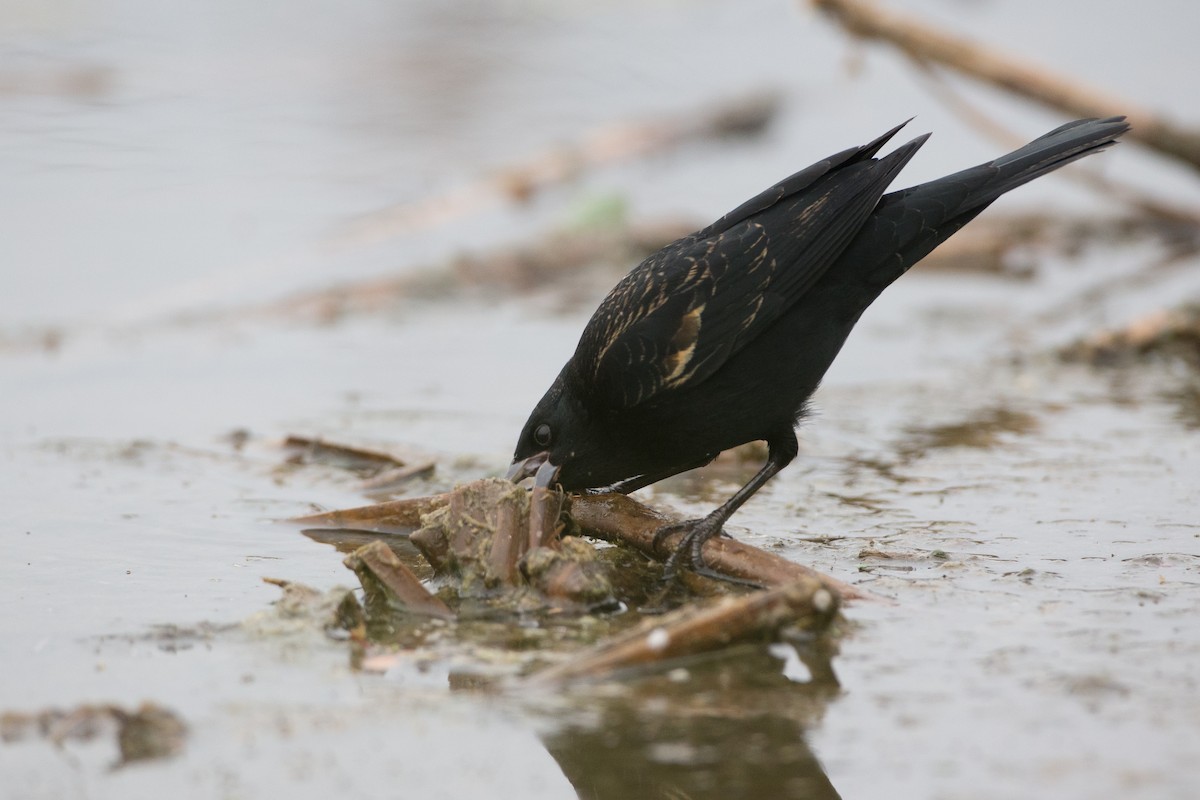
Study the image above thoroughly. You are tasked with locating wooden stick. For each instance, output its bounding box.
[285,485,880,602]
[906,59,1200,228]
[289,495,445,535]
[528,485,566,551]
[532,577,837,684]
[570,492,883,602]
[812,0,1200,172]
[343,540,454,619]
[360,461,436,491]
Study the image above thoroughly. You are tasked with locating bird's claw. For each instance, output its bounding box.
[651,517,762,589]
[652,515,724,585]
[650,519,699,553]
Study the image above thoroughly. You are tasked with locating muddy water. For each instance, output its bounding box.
[3,1,1200,798]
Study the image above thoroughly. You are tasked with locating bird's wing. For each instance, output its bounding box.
[572,129,929,411]
[571,229,766,409]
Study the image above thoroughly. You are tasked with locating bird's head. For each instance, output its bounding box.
[506,368,622,492]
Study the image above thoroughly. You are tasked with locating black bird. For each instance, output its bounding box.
[508,117,1129,582]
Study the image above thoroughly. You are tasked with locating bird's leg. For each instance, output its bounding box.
[655,432,799,586]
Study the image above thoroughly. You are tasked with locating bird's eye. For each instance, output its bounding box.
[533,423,552,447]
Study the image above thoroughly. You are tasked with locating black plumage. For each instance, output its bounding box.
[508,117,1129,581]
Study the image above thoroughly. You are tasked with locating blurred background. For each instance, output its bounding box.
[3,1,1199,798]
[7,0,1195,330]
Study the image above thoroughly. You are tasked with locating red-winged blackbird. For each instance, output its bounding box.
[508,117,1129,582]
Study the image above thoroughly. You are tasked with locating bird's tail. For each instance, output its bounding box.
[938,115,1129,208]
[837,116,1129,295]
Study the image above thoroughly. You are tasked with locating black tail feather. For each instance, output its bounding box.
[929,115,1129,210]
[837,116,1129,293]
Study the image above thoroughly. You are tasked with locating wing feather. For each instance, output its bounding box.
[570,127,930,410]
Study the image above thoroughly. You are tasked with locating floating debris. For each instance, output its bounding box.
[407,478,614,610]
[1062,306,1200,368]
[252,578,365,640]
[281,435,422,478]
[532,578,837,684]
[1,702,186,766]
[343,541,454,620]
[286,476,864,681]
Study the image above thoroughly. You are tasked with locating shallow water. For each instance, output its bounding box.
[3,1,1200,798]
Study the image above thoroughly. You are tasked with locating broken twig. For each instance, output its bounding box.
[533,577,837,684]
[812,0,1200,173]
[360,461,436,492]
[343,540,454,619]
[1060,305,1200,369]
[288,483,876,602]
[283,435,405,469]
[290,494,446,535]
[570,492,882,602]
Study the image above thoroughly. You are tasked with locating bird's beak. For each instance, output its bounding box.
[505,452,561,488]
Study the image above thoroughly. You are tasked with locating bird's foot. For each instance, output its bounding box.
[650,516,763,589]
